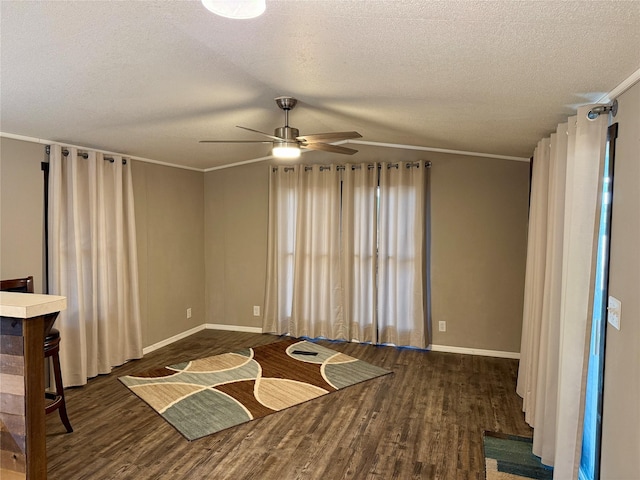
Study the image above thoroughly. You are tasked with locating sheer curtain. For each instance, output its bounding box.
[378,162,428,348]
[48,145,142,387]
[263,165,344,340]
[290,165,343,339]
[517,106,608,478]
[263,166,298,335]
[341,164,378,343]
[264,161,428,349]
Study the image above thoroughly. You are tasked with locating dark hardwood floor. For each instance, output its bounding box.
[45,330,531,479]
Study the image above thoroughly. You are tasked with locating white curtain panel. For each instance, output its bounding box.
[517,107,608,477]
[264,162,428,348]
[517,136,551,422]
[554,108,607,479]
[341,164,378,343]
[533,123,569,465]
[48,145,142,387]
[378,162,427,348]
[263,166,297,334]
[517,124,570,466]
[263,165,344,339]
[290,165,343,339]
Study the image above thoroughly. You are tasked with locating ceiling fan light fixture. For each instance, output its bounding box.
[272,144,301,159]
[201,0,266,19]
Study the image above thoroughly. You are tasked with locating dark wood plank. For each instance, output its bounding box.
[46,330,531,479]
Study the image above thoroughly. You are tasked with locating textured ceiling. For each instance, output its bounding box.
[1,0,639,170]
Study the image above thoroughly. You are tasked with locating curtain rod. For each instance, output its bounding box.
[45,145,127,165]
[272,161,431,173]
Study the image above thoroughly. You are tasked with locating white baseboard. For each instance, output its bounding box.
[429,344,520,359]
[142,323,264,355]
[143,324,517,360]
[205,323,263,334]
[142,324,207,355]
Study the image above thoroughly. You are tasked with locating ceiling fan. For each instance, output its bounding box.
[200,96,362,159]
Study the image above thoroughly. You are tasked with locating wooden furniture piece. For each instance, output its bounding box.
[0,291,66,480]
[0,277,73,434]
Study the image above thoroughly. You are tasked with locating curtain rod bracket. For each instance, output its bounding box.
[587,99,617,120]
[45,144,127,164]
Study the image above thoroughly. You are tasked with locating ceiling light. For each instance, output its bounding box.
[201,0,266,19]
[272,144,301,159]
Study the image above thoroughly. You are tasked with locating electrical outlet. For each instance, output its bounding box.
[253,306,260,316]
[607,296,621,330]
[439,321,446,332]
[186,308,192,319]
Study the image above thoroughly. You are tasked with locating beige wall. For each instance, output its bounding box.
[430,154,529,352]
[132,161,205,347]
[0,137,46,292]
[600,82,640,479]
[204,163,269,328]
[204,149,530,353]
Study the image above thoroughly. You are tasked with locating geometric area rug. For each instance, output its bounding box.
[119,338,391,441]
[483,431,553,480]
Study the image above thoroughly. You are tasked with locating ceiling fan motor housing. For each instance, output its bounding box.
[274,126,300,146]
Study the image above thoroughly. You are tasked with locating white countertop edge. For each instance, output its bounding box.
[0,292,67,318]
